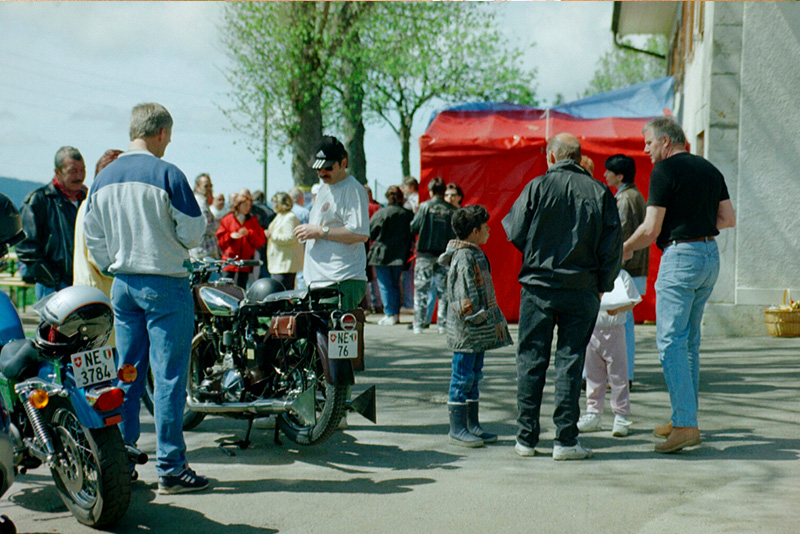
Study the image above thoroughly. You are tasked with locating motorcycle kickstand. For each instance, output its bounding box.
[218,417,254,456]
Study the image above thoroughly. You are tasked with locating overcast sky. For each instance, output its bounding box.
[0,1,615,200]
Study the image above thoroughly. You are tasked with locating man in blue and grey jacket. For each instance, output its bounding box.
[84,102,208,494]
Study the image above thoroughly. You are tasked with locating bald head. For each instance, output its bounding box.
[546,133,582,166]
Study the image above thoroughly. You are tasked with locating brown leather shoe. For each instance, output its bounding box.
[653,422,672,438]
[654,426,701,454]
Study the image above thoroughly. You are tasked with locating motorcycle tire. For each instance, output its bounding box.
[182,335,213,430]
[49,407,131,528]
[278,331,349,446]
[0,515,15,534]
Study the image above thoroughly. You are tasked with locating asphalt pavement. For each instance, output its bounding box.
[1,312,799,533]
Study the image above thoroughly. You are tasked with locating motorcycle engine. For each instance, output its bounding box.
[220,369,246,403]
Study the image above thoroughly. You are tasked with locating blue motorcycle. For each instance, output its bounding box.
[0,194,137,528]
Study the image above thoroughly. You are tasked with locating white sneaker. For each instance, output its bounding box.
[437,325,446,334]
[377,315,399,326]
[612,414,632,437]
[514,441,537,457]
[413,326,423,334]
[577,413,602,433]
[553,441,593,460]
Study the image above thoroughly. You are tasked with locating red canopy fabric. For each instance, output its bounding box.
[419,108,659,323]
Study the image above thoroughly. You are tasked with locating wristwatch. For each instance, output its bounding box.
[322,226,330,239]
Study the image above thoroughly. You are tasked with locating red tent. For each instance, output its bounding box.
[419,107,660,323]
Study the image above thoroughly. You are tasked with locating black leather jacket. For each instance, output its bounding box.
[410,196,456,257]
[17,182,82,288]
[502,159,622,293]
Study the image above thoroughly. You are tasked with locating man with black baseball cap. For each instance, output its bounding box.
[294,135,369,310]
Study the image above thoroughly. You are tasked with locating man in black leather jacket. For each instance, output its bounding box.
[17,146,87,300]
[503,133,621,461]
[410,177,456,334]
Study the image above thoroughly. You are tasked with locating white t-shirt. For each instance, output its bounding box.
[595,269,642,328]
[304,175,369,284]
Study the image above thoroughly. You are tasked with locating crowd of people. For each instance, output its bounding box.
[9,105,734,501]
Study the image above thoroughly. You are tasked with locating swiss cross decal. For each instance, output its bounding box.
[74,356,82,368]
[330,333,336,343]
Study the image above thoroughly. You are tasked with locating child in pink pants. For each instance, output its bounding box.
[579,269,641,437]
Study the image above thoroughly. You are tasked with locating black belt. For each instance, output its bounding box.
[664,236,715,248]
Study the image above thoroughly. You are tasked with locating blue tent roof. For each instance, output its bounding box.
[429,76,674,124]
[551,76,674,119]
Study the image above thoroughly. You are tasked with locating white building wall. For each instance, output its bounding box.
[676,2,800,336]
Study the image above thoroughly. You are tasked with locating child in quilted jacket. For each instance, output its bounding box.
[438,205,511,447]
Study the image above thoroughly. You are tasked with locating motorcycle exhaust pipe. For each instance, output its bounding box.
[126,445,148,465]
[186,398,294,415]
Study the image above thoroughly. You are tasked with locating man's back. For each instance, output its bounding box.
[503,159,621,292]
[411,197,456,256]
[84,151,204,277]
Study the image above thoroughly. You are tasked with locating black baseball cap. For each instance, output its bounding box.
[310,136,347,170]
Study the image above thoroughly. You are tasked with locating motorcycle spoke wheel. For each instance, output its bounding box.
[49,407,131,528]
[278,333,348,446]
[52,409,100,508]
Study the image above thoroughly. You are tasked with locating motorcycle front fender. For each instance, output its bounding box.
[316,331,354,387]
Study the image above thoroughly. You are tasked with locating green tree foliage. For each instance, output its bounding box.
[360,3,538,177]
[220,2,537,186]
[584,36,668,97]
[221,2,360,187]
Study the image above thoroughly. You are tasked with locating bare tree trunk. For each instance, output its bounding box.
[399,114,412,178]
[340,2,367,185]
[292,89,323,188]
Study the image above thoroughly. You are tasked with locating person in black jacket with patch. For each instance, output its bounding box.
[17,146,87,300]
[409,177,456,334]
[503,132,621,461]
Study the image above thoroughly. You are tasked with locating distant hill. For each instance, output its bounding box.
[0,177,46,208]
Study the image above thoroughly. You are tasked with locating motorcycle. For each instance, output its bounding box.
[144,258,376,449]
[0,286,141,529]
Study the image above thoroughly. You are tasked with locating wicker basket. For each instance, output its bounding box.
[765,289,800,337]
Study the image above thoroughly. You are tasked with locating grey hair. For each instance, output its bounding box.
[546,133,582,163]
[289,187,304,202]
[644,116,686,145]
[129,102,173,140]
[54,146,83,170]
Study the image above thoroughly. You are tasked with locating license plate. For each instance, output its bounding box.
[71,346,116,388]
[328,330,358,359]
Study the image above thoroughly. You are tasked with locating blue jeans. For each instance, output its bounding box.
[112,274,194,476]
[624,275,648,380]
[655,241,719,428]
[375,266,403,316]
[35,281,68,301]
[449,351,485,403]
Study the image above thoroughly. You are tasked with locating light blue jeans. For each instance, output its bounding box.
[375,265,403,316]
[112,274,194,476]
[655,241,719,428]
[624,276,648,380]
[449,351,485,403]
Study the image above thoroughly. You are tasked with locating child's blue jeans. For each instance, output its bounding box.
[449,351,485,403]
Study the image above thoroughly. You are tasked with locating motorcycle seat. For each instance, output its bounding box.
[0,339,46,381]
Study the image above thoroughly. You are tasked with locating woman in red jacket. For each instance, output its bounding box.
[216,188,266,288]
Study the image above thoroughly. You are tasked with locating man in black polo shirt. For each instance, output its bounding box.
[623,116,736,454]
